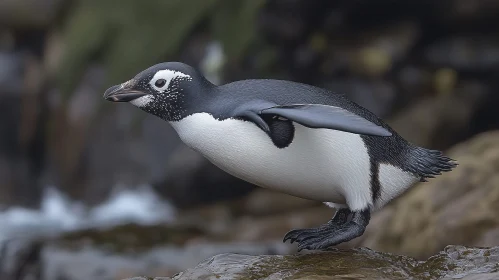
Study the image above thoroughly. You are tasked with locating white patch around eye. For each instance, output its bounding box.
[149,69,192,92]
[130,95,154,107]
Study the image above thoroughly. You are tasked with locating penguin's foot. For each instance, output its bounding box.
[282,208,351,244]
[283,208,370,251]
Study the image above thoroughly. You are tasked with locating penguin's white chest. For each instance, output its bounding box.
[170,113,375,209]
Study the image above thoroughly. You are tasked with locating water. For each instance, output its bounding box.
[0,185,177,242]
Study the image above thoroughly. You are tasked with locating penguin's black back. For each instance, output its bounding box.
[217,79,387,126]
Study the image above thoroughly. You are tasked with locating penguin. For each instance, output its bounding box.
[103,62,457,251]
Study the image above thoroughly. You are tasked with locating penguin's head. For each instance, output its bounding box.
[103,62,209,121]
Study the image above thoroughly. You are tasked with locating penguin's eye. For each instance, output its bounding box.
[155,79,166,88]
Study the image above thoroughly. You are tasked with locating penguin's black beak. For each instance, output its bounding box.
[103,81,146,102]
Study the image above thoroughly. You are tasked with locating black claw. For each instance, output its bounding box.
[283,229,303,243]
[283,227,320,244]
[283,233,292,243]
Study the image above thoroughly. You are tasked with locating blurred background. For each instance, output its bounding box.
[1,0,499,279]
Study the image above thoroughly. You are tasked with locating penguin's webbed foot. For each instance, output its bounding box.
[295,220,365,251]
[283,208,370,251]
[282,208,351,244]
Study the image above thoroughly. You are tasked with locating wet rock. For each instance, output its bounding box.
[169,245,499,280]
[359,131,499,259]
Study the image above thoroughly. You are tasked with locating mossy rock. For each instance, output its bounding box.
[169,245,499,280]
[56,223,205,253]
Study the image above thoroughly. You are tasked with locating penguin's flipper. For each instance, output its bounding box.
[260,104,392,137]
[231,100,276,134]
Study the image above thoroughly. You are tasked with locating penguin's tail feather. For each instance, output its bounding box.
[406,146,458,182]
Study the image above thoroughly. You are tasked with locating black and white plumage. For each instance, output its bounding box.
[103,62,457,251]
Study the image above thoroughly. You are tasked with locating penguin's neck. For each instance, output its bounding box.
[162,79,217,122]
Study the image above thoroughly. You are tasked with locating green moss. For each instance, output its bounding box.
[57,223,204,253]
[241,249,418,280]
[58,0,268,99]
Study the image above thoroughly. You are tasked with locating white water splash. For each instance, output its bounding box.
[0,185,176,241]
[89,186,176,226]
